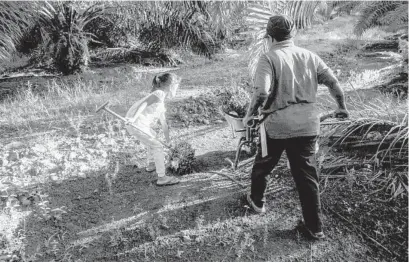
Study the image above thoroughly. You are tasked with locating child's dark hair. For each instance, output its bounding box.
[152,73,180,92]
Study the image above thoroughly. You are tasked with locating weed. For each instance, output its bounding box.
[216,84,250,118]
[347,69,387,90]
[168,93,220,126]
[360,27,390,41]
[108,228,128,249]
[235,232,255,259]
[195,214,205,229]
[168,141,196,175]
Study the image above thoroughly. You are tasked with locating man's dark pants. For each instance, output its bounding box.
[250,135,322,233]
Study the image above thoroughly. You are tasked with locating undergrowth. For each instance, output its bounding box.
[317,59,408,261]
[167,83,251,126]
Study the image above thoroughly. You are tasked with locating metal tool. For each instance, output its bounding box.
[320,111,351,124]
[96,101,171,149]
[230,123,259,170]
[247,114,268,158]
[232,111,351,170]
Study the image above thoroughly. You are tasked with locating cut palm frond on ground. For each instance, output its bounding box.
[91,47,182,66]
[319,115,408,201]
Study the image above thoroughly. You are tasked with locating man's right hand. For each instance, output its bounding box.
[334,108,349,119]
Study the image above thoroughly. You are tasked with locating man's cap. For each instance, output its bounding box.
[264,15,295,41]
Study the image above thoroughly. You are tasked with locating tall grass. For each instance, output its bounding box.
[0,68,152,131]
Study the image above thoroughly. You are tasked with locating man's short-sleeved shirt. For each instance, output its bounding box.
[253,40,331,139]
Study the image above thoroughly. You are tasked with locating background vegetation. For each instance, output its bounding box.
[1,1,407,74]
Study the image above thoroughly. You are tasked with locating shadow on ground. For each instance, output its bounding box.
[16,150,250,261]
[194,150,236,172]
[14,149,370,261]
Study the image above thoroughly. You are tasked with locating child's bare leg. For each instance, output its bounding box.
[150,143,179,186]
[150,144,166,177]
[146,147,155,172]
[126,126,179,185]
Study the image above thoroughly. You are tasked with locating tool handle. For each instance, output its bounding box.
[320,111,349,122]
[320,112,334,122]
[246,114,265,128]
[102,106,128,123]
[96,103,172,149]
[246,118,258,128]
[96,101,110,113]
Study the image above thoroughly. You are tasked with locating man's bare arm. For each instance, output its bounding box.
[319,70,347,111]
[245,88,268,118]
[244,54,273,124]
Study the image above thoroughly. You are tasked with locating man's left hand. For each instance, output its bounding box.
[242,115,252,127]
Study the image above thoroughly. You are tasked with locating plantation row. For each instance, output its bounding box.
[0,1,407,76]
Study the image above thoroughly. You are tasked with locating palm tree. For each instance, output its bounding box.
[354,1,408,35]
[104,1,247,57]
[0,0,349,75]
[0,2,36,61]
[37,1,105,74]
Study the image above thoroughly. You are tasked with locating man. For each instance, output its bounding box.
[243,15,349,240]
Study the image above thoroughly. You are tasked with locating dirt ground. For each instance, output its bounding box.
[0,15,407,262]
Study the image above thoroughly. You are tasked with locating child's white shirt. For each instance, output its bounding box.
[125,90,166,136]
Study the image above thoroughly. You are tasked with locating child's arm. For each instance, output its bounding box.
[159,112,170,143]
[127,93,160,123]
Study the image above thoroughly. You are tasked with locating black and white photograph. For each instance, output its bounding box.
[0,0,407,261]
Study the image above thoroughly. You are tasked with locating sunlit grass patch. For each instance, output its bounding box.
[0,209,30,261]
[360,26,390,41]
[0,67,152,130]
[0,116,148,260]
[122,211,286,261]
[296,16,355,41]
[346,69,387,90]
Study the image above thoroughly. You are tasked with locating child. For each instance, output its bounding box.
[125,72,181,186]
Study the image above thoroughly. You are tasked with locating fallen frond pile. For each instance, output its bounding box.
[91,47,182,66]
[167,141,196,176]
[319,116,408,200]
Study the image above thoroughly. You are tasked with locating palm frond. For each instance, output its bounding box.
[354,1,406,35]
[0,1,37,61]
[206,1,248,41]
[136,1,219,57]
[245,1,321,79]
[35,1,106,74]
[95,1,246,56]
[330,1,362,15]
[91,47,181,66]
[285,1,320,29]
[318,114,408,201]
[378,2,409,32]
